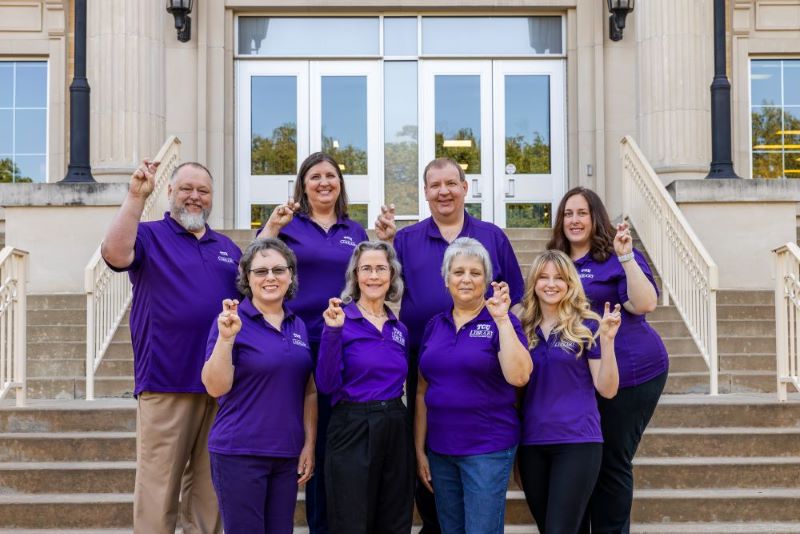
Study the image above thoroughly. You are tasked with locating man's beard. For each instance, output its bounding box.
[172,202,210,232]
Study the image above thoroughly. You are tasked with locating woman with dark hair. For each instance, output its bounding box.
[548,186,668,533]
[518,249,621,534]
[256,152,393,533]
[202,238,317,534]
[316,240,413,533]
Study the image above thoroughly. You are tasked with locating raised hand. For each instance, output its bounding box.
[599,302,622,340]
[486,281,511,319]
[613,221,633,256]
[217,299,241,341]
[266,198,301,232]
[374,204,397,241]
[323,297,345,328]
[129,159,158,199]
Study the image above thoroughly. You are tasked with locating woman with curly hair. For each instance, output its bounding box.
[517,249,621,534]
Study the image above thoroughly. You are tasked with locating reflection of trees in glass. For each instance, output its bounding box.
[505,133,550,174]
[250,204,278,230]
[435,128,481,173]
[349,204,369,228]
[0,158,34,183]
[506,203,551,228]
[322,135,368,175]
[251,122,297,175]
[750,106,800,179]
[384,125,418,215]
[465,203,482,220]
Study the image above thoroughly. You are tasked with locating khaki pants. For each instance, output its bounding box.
[134,392,222,534]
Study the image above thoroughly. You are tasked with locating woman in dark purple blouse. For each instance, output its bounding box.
[548,187,669,533]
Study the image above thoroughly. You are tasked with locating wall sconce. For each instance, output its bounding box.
[607,0,635,42]
[166,0,193,43]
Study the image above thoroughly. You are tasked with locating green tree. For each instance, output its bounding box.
[251,122,298,175]
[0,158,34,183]
[384,124,419,214]
[435,128,481,173]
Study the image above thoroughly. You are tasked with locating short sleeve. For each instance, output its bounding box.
[617,248,659,304]
[583,320,601,360]
[104,223,151,273]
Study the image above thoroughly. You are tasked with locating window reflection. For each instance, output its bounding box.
[506,203,551,228]
[384,62,418,215]
[505,75,550,174]
[322,76,368,175]
[384,18,417,56]
[423,17,562,56]
[238,17,379,56]
[751,59,800,179]
[251,76,297,175]
[0,61,47,183]
[435,75,481,174]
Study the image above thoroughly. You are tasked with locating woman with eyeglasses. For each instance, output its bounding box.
[316,240,413,534]
[202,238,317,534]
[257,152,394,533]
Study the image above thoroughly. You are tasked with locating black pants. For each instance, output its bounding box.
[587,371,667,534]
[306,341,331,534]
[518,442,602,534]
[406,347,442,534]
[325,398,415,534]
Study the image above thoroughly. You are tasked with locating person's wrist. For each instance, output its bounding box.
[617,252,634,263]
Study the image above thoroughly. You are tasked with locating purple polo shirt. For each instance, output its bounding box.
[575,248,669,388]
[419,307,528,456]
[107,212,241,396]
[522,324,603,445]
[395,212,524,352]
[275,213,369,342]
[317,303,409,405]
[205,298,313,457]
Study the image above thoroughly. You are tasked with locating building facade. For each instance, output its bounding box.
[0,0,798,233]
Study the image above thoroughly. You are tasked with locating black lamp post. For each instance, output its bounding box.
[706,0,740,178]
[61,0,94,183]
[607,0,635,42]
[166,0,193,43]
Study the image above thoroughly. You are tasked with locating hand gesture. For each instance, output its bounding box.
[486,281,511,319]
[613,221,633,256]
[297,442,315,486]
[217,299,241,341]
[374,204,397,241]
[417,451,434,493]
[129,159,158,199]
[599,302,622,340]
[266,198,300,232]
[323,298,345,328]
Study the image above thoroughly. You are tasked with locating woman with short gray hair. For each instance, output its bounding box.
[316,241,414,533]
[414,237,532,534]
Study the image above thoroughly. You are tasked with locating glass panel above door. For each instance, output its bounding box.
[238,17,380,56]
[435,75,482,174]
[384,17,418,57]
[422,17,562,56]
[321,76,368,174]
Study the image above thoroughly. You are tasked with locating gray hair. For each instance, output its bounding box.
[171,161,212,183]
[237,238,298,300]
[441,237,493,284]
[341,241,404,304]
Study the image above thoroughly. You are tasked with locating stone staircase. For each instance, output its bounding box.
[2,227,799,532]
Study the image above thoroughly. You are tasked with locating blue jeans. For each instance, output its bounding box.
[427,446,516,534]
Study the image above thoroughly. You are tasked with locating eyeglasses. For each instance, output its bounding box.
[358,265,390,275]
[249,266,291,278]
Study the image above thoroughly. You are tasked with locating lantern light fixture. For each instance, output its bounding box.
[166,0,193,43]
[607,0,635,42]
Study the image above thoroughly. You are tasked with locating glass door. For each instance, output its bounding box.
[492,60,565,228]
[421,60,493,221]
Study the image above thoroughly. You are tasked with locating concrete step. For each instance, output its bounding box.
[629,522,800,533]
[0,461,136,493]
[27,325,87,343]
[27,359,133,378]
[666,371,776,394]
[27,341,132,361]
[631,488,800,523]
[663,336,775,354]
[639,427,800,457]
[0,432,135,462]
[0,493,132,529]
[668,353,777,374]
[508,238,549,251]
[0,402,136,432]
[26,295,86,310]
[26,308,87,326]
[647,305,776,322]
[650,320,774,338]
[27,377,134,400]
[651,394,800,428]
[505,228,552,240]
[633,456,800,489]
[716,291,774,306]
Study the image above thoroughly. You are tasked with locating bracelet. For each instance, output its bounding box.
[617,252,634,263]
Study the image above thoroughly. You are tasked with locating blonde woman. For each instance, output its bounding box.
[517,250,621,534]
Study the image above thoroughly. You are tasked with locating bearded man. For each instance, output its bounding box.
[102,160,241,534]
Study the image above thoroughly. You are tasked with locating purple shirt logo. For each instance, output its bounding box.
[292,332,309,348]
[553,339,579,352]
[391,327,406,347]
[339,235,358,248]
[578,267,594,279]
[468,324,494,339]
[217,250,235,264]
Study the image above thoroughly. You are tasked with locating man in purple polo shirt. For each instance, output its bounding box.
[393,157,524,533]
[102,160,241,534]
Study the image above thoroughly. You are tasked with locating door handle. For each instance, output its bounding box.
[288,180,295,199]
[472,178,482,198]
[505,178,516,198]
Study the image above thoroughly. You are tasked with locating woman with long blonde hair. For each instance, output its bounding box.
[517,250,621,534]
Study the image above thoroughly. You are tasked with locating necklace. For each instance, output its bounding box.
[358,302,387,319]
[312,216,335,231]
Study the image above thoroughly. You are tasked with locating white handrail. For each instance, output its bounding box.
[84,136,182,400]
[774,242,800,402]
[620,136,719,395]
[0,247,28,406]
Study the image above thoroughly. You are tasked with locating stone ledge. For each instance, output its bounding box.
[667,179,800,203]
[0,183,128,207]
